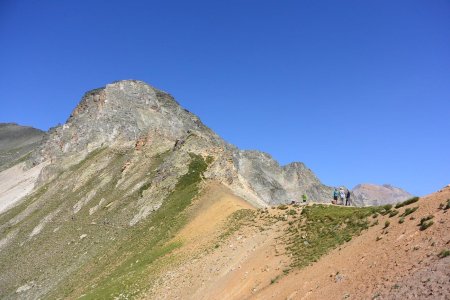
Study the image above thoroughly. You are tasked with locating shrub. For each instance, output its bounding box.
[383,204,393,211]
[384,221,390,229]
[438,249,450,258]
[419,216,434,231]
[287,209,297,216]
[395,197,419,209]
[400,206,418,217]
[389,210,399,217]
[372,213,379,218]
[399,217,405,224]
[270,275,281,284]
[444,199,450,210]
[419,215,434,225]
[278,205,288,210]
[420,221,433,231]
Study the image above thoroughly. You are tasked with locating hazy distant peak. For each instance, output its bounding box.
[352,183,413,206]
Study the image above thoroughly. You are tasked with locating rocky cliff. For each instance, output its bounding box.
[32,80,332,206]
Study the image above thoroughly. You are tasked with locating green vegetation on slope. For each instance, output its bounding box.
[77,153,209,299]
[0,146,211,300]
[395,197,419,209]
[286,204,381,269]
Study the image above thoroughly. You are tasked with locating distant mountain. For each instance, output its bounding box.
[0,123,46,171]
[352,183,413,206]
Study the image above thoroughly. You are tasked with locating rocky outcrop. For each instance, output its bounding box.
[231,150,333,204]
[352,183,413,206]
[36,80,224,161]
[0,123,46,171]
[31,80,332,207]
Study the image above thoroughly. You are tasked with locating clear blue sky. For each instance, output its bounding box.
[1,0,449,196]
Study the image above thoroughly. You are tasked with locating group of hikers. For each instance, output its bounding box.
[290,188,351,206]
[333,187,351,206]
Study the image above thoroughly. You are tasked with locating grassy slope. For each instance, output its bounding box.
[285,204,381,269]
[73,153,208,299]
[0,146,210,299]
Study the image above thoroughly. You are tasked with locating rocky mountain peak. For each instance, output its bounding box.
[39,80,222,161]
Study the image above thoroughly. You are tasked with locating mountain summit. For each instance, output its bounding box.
[34,80,333,207]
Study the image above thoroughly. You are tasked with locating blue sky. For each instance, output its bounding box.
[1,0,449,196]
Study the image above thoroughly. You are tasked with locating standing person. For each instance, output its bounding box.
[333,188,339,204]
[339,188,345,205]
[346,189,351,206]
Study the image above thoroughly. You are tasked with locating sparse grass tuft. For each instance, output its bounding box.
[379,206,392,216]
[383,204,393,211]
[285,204,381,269]
[395,197,419,209]
[277,204,288,210]
[438,249,450,258]
[419,215,434,231]
[443,199,450,210]
[389,210,399,217]
[219,209,256,241]
[419,221,433,231]
[400,206,418,217]
[419,215,434,225]
[270,275,282,284]
[287,209,297,216]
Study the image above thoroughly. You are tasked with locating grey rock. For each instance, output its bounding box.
[33,79,333,207]
[352,183,413,206]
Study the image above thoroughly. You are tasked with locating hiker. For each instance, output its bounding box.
[302,194,307,203]
[333,188,339,204]
[339,188,345,205]
[345,189,351,206]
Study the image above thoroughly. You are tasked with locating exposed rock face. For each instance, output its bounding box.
[37,80,224,161]
[232,150,333,204]
[32,80,332,207]
[352,183,413,206]
[0,123,46,171]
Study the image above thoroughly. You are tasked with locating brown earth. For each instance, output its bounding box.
[147,185,450,300]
